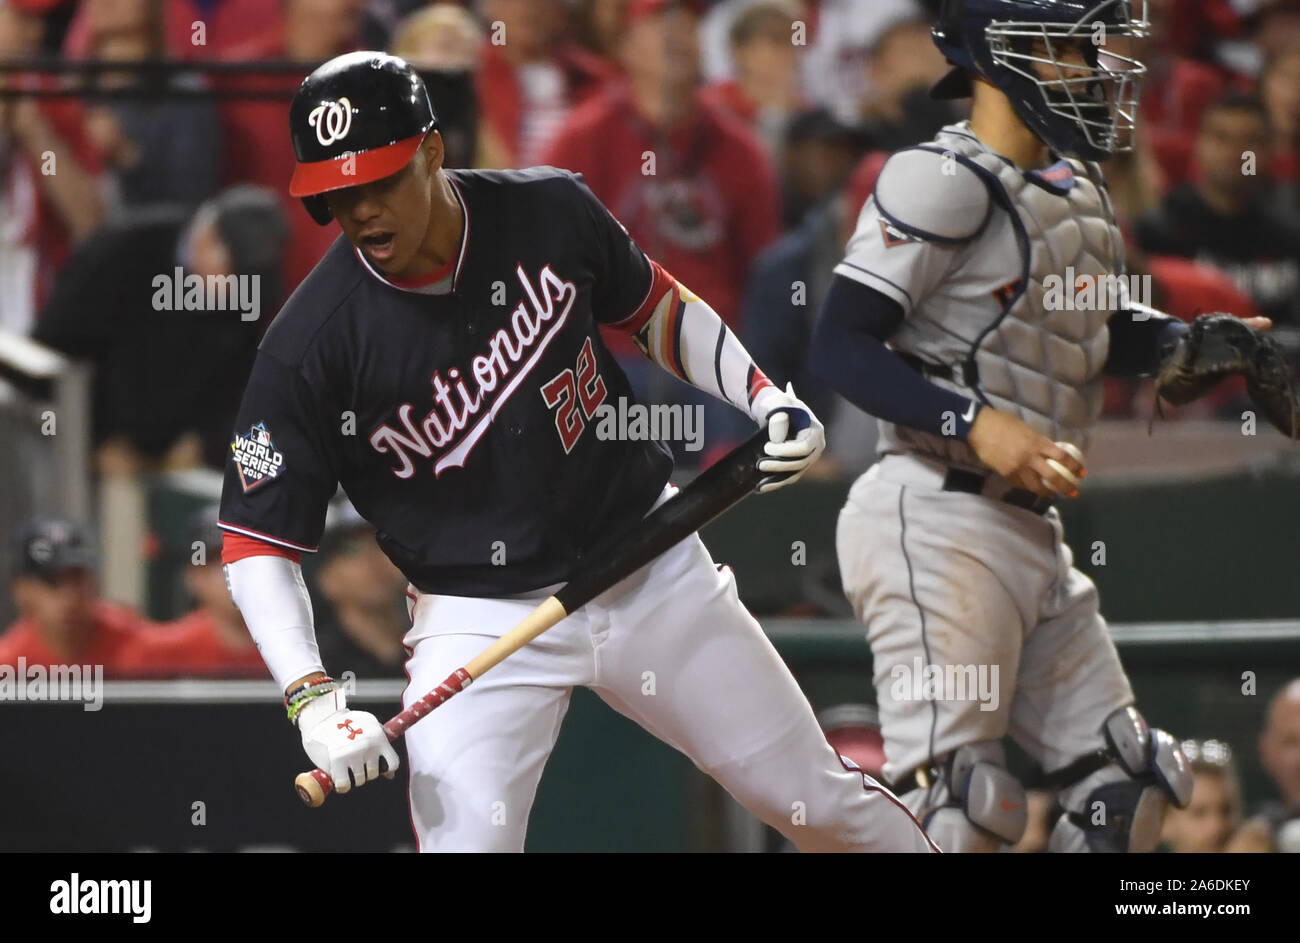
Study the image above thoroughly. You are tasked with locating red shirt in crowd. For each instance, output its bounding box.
[142,610,267,678]
[1147,255,1260,324]
[1102,255,1260,416]
[699,79,758,125]
[216,27,352,294]
[0,600,157,672]
[61,0,279,60]
[1157,0,1248,60]
[1,78,103,329]
[1274,150,1298,186]
[540,82,781,352]
[0,600,267,678]
[476,41,617,167]
[60,0,330,294]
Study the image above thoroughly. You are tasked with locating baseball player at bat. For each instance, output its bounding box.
[218,52,935,852]
[808,0,1275,852]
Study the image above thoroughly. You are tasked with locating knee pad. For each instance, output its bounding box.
[902,742,1028,851]
[1049,706,1193,853]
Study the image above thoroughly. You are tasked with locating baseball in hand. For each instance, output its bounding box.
[1056,442,1085,465]
[1048,442,1086,493]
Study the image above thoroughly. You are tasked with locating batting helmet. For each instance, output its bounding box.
[289,51,438,225]
[930,0,1149,160]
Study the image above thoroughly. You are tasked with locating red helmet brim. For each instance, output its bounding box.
[288,131,427,197]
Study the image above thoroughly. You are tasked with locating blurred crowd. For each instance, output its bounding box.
[1,509,410,679]
[2,0,1300,820]
[2,0,1297,476]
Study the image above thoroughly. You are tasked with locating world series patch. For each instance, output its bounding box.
[231,422,285,492]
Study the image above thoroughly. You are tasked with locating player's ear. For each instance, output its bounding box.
[420,130,445,175]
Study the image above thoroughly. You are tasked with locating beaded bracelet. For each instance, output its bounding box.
[285,677,337,725]
[286,677,335,706]
[284,675,335,708]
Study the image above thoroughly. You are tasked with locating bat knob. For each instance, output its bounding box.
[295,769,332,807]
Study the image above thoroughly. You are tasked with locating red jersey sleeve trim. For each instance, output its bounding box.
[219,526,308,564]
[607,258,676,334]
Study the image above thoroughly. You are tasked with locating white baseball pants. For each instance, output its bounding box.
[401,515,936,852]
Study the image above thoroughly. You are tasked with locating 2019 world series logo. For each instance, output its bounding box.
[231,422,286,492]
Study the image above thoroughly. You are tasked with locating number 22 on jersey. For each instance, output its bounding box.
[540,337,608,452]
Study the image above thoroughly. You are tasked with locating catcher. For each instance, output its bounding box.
[810,0,1296,853]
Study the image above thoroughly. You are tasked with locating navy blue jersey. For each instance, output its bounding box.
[219,168,673,595]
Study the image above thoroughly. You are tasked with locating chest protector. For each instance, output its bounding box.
[877,125,1124,469]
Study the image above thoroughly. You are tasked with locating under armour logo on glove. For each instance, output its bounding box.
[337,719,364,740]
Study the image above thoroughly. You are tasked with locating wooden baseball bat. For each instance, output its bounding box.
[295,419,791,807]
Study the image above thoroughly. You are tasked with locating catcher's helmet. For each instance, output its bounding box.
[289,51,438,225]
[930,0,1148,160]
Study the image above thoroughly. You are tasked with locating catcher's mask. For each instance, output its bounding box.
[931,0,1149,160]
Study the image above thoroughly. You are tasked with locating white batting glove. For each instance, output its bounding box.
[751,382,827,493]
[297,688,400,794]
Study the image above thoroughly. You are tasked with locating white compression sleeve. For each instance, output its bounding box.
[223,554,324,692]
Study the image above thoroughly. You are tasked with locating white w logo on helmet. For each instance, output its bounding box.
[308,97,354,146]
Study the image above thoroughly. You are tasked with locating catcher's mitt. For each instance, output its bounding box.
[1153,313,1300,438]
